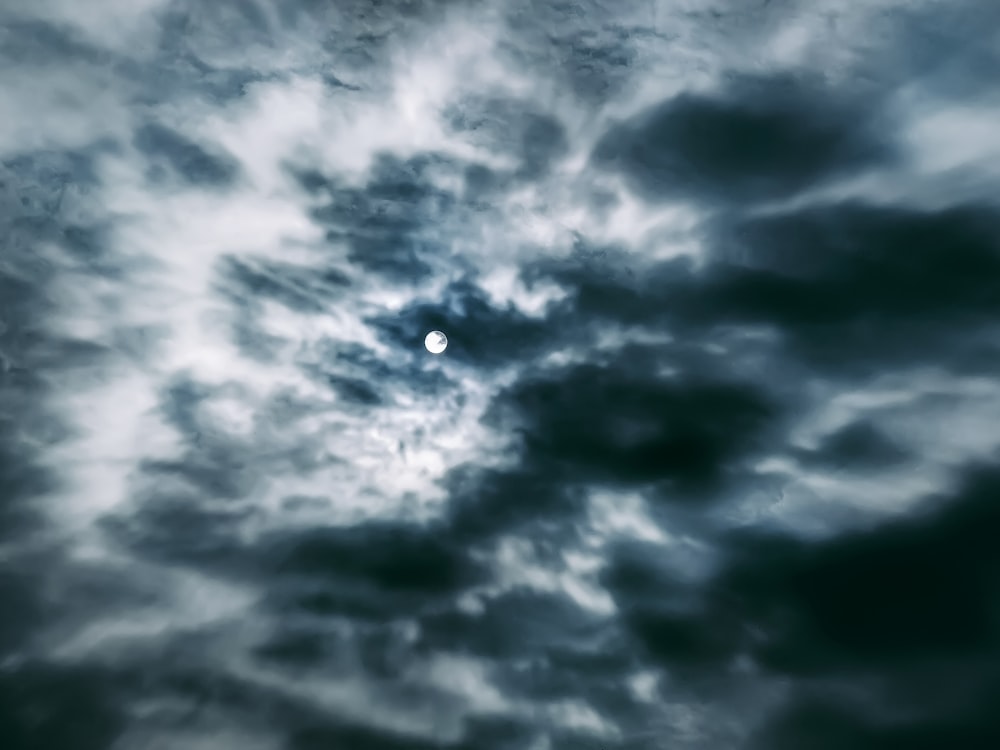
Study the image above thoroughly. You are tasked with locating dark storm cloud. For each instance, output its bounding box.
[602,461,1000,745]
[133,122,241,187]
[272,522,478,594]
[0,662,124,750]
[290,724,453,750]
[245,522,491,685]
[0,564,44,654]
[291,715,535,750]
[435,324,780,563]
[368,278,551,367]
[361,723,550,750]
[609,470,1000,690]
[601,538,741,678]
[698,201,1000,372]
[443,465,581,542]
[721,464,1000,674]
[303,153,463,281]
[591,74,894,203]
[750,685,1000,750]
[542,200,1000,376]
[485,359,777,491]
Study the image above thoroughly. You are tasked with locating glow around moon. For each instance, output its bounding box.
[424,330,448,354]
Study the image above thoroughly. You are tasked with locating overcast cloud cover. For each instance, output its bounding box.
[2,1,1000,748]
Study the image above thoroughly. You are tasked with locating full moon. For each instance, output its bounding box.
[424,330,448,354]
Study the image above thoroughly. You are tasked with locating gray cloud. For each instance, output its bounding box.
[3,0,1000,747]
[133,123,241,187]
[591,73,896,204]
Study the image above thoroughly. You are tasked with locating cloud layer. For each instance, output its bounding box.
[2,1,1000,748]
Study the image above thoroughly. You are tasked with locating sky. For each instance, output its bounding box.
[1,1,1000,748]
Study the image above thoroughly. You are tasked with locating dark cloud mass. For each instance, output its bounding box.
[726,466,1000,671]
[488,361,777,489]
[2,0,1000,748]
[542,201,1000,376]
[592,74,895,203]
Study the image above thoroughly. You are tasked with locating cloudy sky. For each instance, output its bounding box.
[2,1,1000,748]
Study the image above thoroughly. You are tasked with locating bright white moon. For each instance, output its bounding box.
[424,330,448,354]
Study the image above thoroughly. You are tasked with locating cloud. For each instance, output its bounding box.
[4,0,1000,747]
[721,465,1000,673]
[541,199,1000,378]
[797,420,910,471]
[0,662,124,750]
[601,462,1000,748]
[0,147,113,655]
[701,201,1000,373]
[133,123,242,188]
[220,255,350,316]
[486,358,777,490]
[2,0,169,54]
[269,520,483,598]
[591,73,896,204]
[302,153,464,281]
[750,683,1000,750]
[368,277,554,368]
[445,95,568,179]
